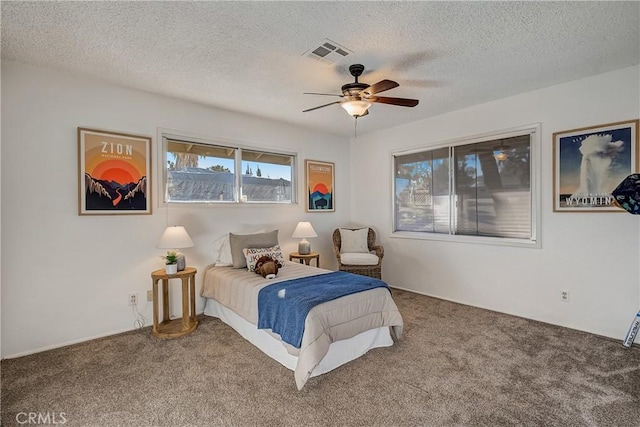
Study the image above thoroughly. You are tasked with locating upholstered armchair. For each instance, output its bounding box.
[332,227,384,279]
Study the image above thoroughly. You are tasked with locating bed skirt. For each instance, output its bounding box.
[203,298,394,378]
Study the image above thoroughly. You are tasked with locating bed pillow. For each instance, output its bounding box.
[339,228,370,254]
[212,235,233,266]
[212,229,268,266]
[229,230,279,268]
[243,245,286,272]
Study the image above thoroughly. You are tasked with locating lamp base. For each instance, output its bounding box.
[177,253,186,271]
[298,240,311,255]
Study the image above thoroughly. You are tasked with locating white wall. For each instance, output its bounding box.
[0,61,351,357]
[351,66,640,340]
[3,61,638,358]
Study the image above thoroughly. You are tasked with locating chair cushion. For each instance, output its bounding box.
[341,252,379,266]
[339,228,369,254]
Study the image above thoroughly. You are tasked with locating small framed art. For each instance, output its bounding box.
[305,159,334,212]
[553,119,638,212]
[78,127,152,215]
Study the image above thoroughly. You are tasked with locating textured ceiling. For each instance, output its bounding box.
[2,2,639,137]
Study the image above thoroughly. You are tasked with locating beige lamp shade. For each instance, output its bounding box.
[157,226,194,249]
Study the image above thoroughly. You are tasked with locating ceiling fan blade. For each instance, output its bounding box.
[368,96,419,107]
[363,79,399,96]
[303,101,342,113]
[304,92,344,97]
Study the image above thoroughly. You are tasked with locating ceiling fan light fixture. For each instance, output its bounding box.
[341,100,371,117]
[494,151,508,161]
[303,64,418,119]
[493,141,511,161]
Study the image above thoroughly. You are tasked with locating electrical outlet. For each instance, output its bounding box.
[147,290,153,302]
[560,290,570,302]
[128,292,138,306]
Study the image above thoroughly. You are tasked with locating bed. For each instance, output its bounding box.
[201,261,403,389]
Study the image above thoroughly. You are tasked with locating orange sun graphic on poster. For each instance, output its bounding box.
[91,159,141,185]
[313,183,329,195]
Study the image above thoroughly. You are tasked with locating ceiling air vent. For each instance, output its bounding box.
[303,39,353,65]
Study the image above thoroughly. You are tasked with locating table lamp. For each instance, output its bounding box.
[292,221,317,255]
[157,225,194,271]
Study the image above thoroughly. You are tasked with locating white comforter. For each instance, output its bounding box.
[201,262,403,389]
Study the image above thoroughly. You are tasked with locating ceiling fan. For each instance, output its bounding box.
[303,64,419,118]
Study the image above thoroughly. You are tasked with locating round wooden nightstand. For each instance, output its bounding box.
[289,252,320,268]
[151,267,198,339]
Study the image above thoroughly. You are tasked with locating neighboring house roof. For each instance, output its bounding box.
[168,168,291,201]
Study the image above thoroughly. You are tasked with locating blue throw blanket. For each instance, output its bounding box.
[257,271,390,349]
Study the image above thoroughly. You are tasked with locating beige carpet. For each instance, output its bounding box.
[2,289,639,426]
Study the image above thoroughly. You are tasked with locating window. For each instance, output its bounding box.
[393,125,539,245]
[241,150,293,203]
[163,134,295,204]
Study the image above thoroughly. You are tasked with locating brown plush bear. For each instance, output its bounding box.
[254,255,282,279]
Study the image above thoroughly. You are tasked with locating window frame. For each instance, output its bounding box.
[159,129,297,206]
[390,124,541,248]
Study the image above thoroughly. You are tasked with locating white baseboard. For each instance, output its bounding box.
[389,285,633,345]
[3,310,206,360]
[3,327,134,359]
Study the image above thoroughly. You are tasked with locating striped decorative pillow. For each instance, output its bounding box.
[242,245,286,272]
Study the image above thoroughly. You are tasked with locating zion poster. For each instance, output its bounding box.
[78,128,151,215]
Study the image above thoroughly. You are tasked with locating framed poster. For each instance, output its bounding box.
[553,120,638,212]
[305,159,334,212]
[78,127,152,215]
